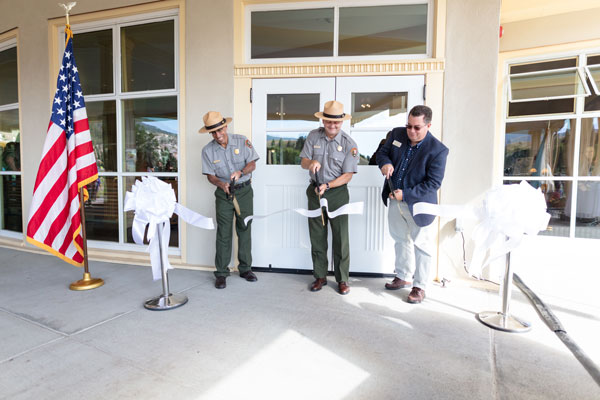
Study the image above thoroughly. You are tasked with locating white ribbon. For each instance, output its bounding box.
[124,176,214,280]
[244,199,364,226]
[413,180,550,277]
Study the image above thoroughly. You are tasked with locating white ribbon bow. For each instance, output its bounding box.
[124,176,214,280]
[413,180,550,277]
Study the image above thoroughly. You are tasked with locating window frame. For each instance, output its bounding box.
[503,49,600,239]
[58,10,181,254]
[0,35,23,239]
[508,66,591,103]
[244,0,433,64]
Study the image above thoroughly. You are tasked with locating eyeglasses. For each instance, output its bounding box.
[211,127,226,135]
[406,124,426,131]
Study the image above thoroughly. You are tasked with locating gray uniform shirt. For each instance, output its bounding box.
[299,127,359,183]
[201,133,259,183]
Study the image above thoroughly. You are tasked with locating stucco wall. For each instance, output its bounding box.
[500,7,600,52]
[184,0,234,266]
[439,0,501,278]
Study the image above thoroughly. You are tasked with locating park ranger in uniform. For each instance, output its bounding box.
[300,101,359,295]
[200,111,259,289]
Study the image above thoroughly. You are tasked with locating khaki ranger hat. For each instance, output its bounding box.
[314,100,352,121]
[199,111,232,133]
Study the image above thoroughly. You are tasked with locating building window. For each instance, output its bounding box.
[0,39,22,235]
[66,11,179,249]
[504,53,600,239]
[248,1,430,62]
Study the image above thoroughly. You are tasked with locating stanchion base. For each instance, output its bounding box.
[144,293,188,311]
[69,272,104,291]
[476,311,531,333]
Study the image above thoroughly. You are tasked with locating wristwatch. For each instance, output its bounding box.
[326,182,330,191]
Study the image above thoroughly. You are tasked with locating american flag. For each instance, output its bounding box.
[26,26,98,266]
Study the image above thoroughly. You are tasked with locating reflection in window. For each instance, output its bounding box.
[267,133,307,165]
[0,46,18,105]
[510,69,588,102]
[121,20,175,92]
[350,92,407,165]
[573,181,600,238]
[584,65,600,111]
[339,5,427,56]
[351,92,406,127]
[251,8,334,59]
[1,175,21,232]
[87,101,116,172]
[123,97,178,173]
[73,29,113,95]
[504,119,574,177]
[579,118,600,176]
[84,177,118,242]
[124,176,178,247]
[266,94,319,165]
[0,109,20,171]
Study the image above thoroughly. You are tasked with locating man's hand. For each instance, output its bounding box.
[308,160,321,174]
[388,189,402,201]
[230,170,242,181]
[221,181,231,196]
[381,164,394,178]
[315,184,327,196]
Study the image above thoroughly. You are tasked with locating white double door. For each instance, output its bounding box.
[251,76,424,273]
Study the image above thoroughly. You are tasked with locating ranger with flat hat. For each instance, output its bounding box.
[200,111,259,289]
[300,100,359,295]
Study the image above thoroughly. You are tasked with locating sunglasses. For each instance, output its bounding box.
[406,124,426,131]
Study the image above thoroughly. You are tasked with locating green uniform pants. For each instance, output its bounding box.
[214,185,253,277]
[306,184,350,283]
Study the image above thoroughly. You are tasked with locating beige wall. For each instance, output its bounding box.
[184,0,234,266]
[500,6,600,52]
[438,0,501,278]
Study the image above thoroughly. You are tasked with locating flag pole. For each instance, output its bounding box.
[70,188,104,290]
[57,2,103,291]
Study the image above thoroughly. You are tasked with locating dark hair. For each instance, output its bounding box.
[409,105,432,124]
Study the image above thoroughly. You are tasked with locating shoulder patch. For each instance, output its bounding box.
[245,139,253,149]
[351,147,358,157]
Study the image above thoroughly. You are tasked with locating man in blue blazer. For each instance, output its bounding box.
[377,105,449,303]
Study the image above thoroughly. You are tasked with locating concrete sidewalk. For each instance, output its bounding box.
[0,247,598,400]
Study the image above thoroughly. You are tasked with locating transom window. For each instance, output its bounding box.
[0,37,22,236]
[247,1,431,62]
[504,52,600,239]
[64,11,180,250]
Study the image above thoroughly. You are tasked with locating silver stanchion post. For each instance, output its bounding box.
[144,222,188,310]
[476,251,531,333]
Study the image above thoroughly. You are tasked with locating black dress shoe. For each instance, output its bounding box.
[240,270,257,282]
[215,276,227,289]
[310,278,327,292]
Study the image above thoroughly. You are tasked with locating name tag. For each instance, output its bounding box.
[313,145,321,149]
[213,159,220,164]
[393,140,402,148]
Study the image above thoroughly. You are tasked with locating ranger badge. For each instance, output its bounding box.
[351,147,358,157]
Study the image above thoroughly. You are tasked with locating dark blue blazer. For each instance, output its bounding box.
[377,127,449,227]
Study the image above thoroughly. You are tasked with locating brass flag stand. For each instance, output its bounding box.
[70,188,104,291]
